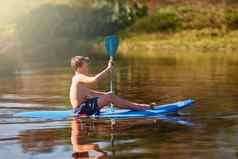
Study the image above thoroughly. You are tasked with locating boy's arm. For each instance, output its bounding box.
[77,60,113,84]
[77,67,110,84]
[89,90,107,97]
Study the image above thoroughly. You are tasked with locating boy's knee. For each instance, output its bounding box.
[105,92,114,101]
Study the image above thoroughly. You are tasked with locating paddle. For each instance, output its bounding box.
[104,35,120,111]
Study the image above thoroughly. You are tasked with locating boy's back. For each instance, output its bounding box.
[70,75,91,109]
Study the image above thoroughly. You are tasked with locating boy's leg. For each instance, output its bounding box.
[97,92,150,110]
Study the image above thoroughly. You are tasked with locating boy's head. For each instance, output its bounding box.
[71,56,90,74]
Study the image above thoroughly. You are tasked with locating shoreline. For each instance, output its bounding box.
[119,29,238,57]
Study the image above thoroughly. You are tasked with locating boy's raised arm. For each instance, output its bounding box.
[77,60,113,84]
[90,90,107,97]
[76,74,97,84]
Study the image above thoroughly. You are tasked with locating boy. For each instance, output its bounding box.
[70,56,150,116]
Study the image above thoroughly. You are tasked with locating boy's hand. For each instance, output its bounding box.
[107,59,113,71]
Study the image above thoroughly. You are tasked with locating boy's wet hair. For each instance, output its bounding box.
[71,56,90,71]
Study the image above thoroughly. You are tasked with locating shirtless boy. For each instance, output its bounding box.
[70,56,150,116]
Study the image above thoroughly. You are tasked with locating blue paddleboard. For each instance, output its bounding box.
[14,99,194,120]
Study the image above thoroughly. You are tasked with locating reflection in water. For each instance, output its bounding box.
[71,118,108,159]
[1,53,238,159]
[12,117,238,159]
[19,126,71,154]
[17,119,113,158]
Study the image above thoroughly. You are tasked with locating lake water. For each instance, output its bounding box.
[0,53,238,159]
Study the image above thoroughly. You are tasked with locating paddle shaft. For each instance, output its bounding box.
[110,56,114,110]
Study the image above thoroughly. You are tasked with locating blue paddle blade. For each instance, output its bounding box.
[105,35,119,57]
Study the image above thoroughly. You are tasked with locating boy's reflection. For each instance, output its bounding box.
[71,118,108,159]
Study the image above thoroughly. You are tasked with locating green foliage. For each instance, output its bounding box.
[179,6,225,30]
[225,10,238,29]
[17,4,110,44]
[128,5,227,33]
[130,8,180,32]
[16,1,147,46]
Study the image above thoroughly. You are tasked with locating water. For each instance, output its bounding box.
[0,53,238,159]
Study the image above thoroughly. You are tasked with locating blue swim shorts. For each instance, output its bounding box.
[74,97,100,116]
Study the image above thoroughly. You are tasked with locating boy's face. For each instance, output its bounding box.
[78,62,90,74]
